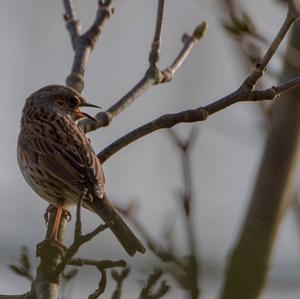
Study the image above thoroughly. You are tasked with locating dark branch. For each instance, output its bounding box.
[88,270,107,299]
[68,258,126,269]
[51,192,112,278]
[139,271,170,299]
[0,291,36,299]
[111,268,130,299]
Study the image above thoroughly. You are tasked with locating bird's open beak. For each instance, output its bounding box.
[81,102,102,109]
[75,102,102,122]
[78,111,99,122]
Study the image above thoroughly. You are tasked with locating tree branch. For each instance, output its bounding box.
[98,7,300,163]
[63,0,114,92]
[167,128,200,299]
[0,291,36,299]
[51,192,113,278]
[111,268,130,299]
[98,75,300,163]
[79,1,208,133]
[62,0,81,46]
[68,258,126,269]
[139,271,170,299]
[33,209,69,299]
[88,269,107,299]
[219,4,300,299]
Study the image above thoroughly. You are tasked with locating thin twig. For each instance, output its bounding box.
[148,0,165,71]
[63,0,81,46]
[8,246,34,283]
[168,128,200,299]
[0,292,36,299]
[68,258,126,269]
[79,2,208,133]
[51,192,112,278]
[139,271,170,299]
[98,66,300,164]
[96,6,300,162]
[129,217,183,267]
[63,0,114,92]
[252,9,296,78]
[88,269,107,299]
[52,222,111,277]
[68,258,127,299]
[111,268,130,299]
[160,23,208,83]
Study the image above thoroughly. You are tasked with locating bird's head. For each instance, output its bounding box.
[23,85,101,122]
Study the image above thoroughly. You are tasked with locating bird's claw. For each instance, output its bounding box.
[44,205,72,225]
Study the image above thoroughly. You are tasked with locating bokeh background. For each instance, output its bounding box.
[0,0,299,298]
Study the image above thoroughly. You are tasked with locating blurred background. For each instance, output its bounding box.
[0,0,300,298]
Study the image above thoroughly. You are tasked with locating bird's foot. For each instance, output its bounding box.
[44,205,72,225]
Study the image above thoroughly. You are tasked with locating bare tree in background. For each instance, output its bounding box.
[2,0,300,298]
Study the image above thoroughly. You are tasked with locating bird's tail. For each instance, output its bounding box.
[84,194,145,256]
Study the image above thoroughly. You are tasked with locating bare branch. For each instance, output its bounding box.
[168,129,200,299]
[79,3,208,133]
[8,247,34,283]
[139,271,170,299]
[254,9,297,77]
[0,292,35,299]
[63,0,81,46]
[68,258,126,269]
[160,22,208,83]
[63,0,115,92]
[98,5,300,163]
[51,192,112,278]
[67,257,127,299]
[88,269,107,299]
[111,268,130,299]
[128,216,183,267]
[97,75,300,163]
[148,0,165,71]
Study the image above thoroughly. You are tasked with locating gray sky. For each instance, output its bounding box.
[0,0,300,298]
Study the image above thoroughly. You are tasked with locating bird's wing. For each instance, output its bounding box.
[19,117,105,198]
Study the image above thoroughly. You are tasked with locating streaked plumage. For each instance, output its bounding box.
[17,85,145,256]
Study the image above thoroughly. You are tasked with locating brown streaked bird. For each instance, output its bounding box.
[17,85,145,256]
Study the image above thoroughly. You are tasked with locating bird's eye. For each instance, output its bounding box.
[68,96,79,108]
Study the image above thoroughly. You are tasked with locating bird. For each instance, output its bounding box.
[17,84,145,256]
